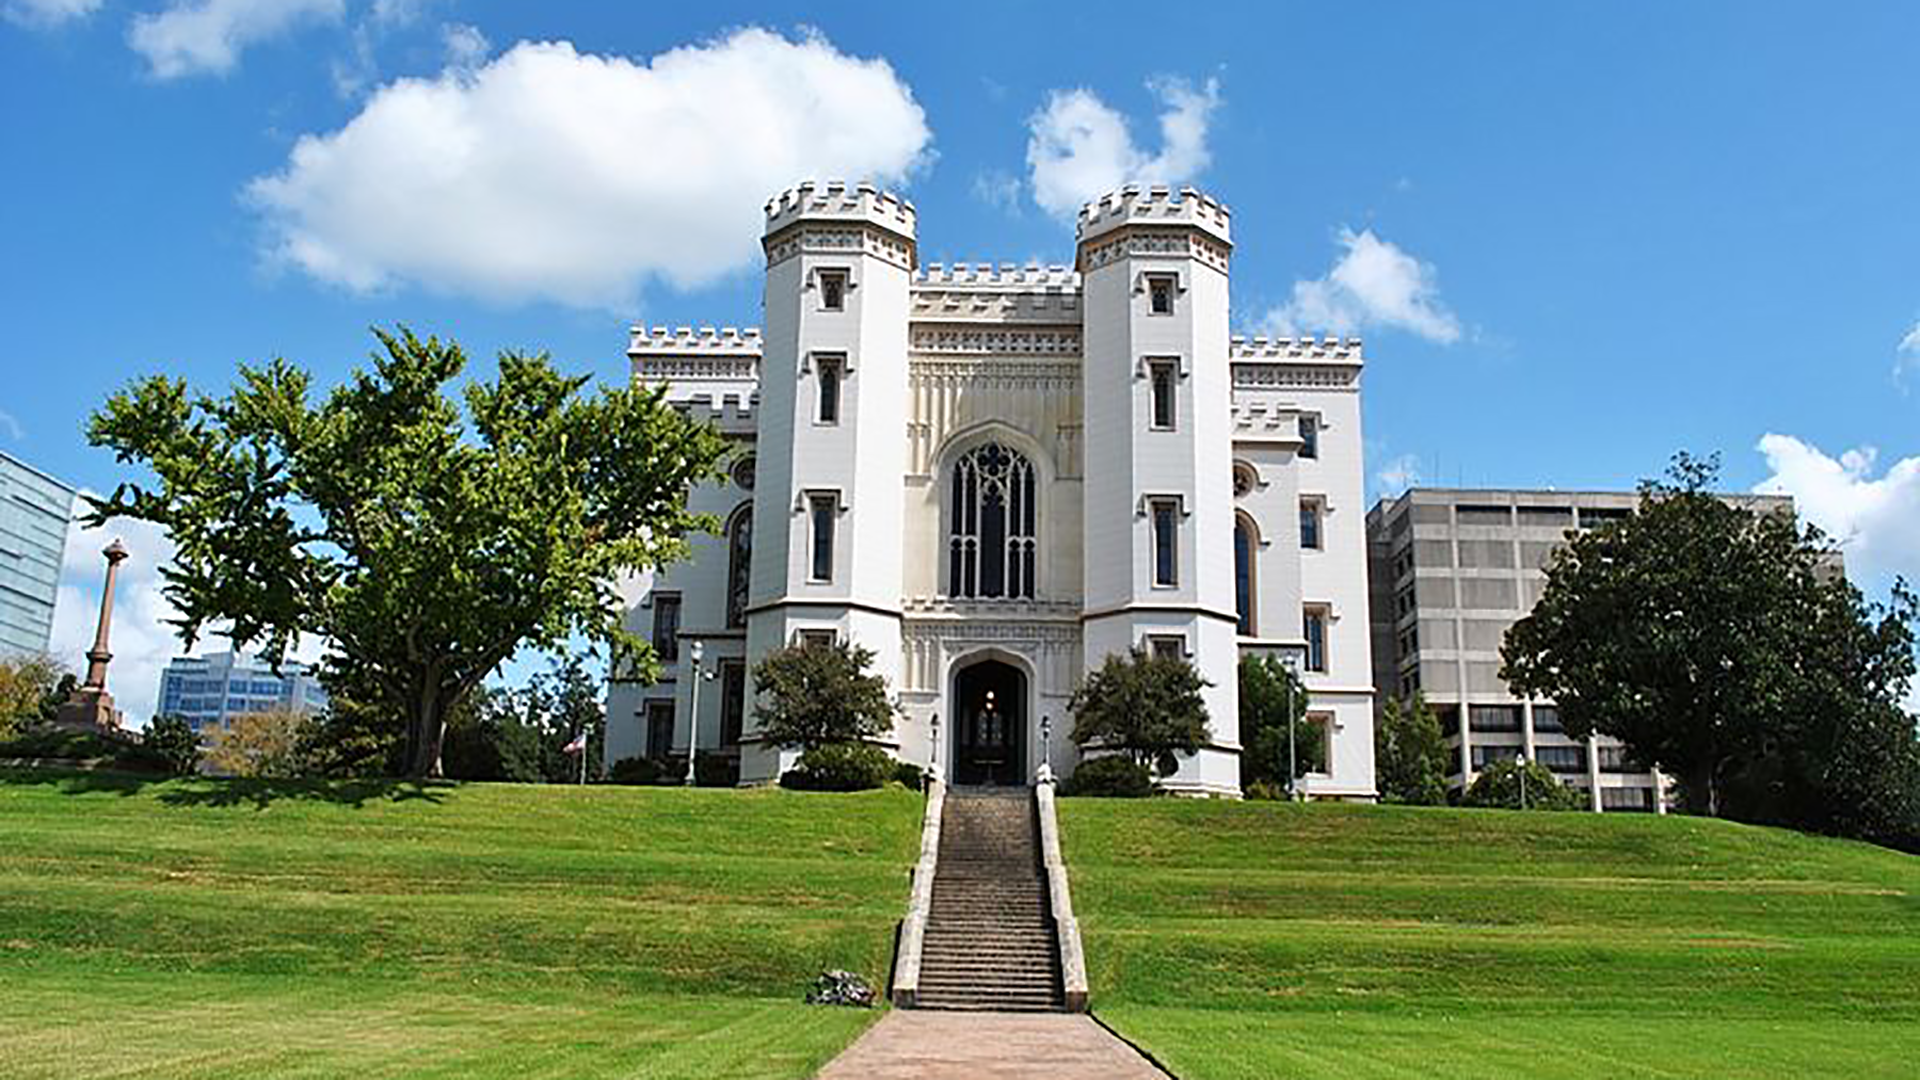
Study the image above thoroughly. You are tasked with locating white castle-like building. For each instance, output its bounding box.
[605,181,1376,797]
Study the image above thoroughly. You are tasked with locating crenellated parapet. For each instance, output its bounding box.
[1075,183,1231,248]
[763,180,917,271]
[914,262,1080,289]
[1230,334,1364,397]
[627,326,763,413]
[1229,334,1364,363]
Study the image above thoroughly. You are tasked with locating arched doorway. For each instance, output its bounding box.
[952,659,1027,786]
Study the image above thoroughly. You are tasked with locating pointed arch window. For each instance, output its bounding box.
[948,441,1037,599]
[1234,514,1257,635]
[726,503,752,629]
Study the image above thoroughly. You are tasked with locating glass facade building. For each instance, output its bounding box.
[0,452,76,659]
[157,651,329,735]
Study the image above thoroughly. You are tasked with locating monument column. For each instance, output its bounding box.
[55,538,129,731]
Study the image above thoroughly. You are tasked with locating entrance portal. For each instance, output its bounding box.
[952,660,1026,786]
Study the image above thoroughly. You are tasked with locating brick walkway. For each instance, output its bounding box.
[815,1010,1168,1079]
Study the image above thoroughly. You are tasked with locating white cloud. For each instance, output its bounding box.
[1753,434,1920,586]
[1375,454,1422,497]
[4,0,100,28]
[0,408,22,440]
[1896,321,1920,384]
[129,0,345,79]
[973,169,1022,214]
[248,27,932,309]
[1262,228,1463,344]
[1025,76,1221,219]
[440,21,486,71]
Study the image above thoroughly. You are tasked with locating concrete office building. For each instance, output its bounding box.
[1365,487,1796,813]
[0,451,77,659]
[157,651,329,736]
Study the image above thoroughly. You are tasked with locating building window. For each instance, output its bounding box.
[1147,273,1175,315]
[1471,744,1523,769]
[651,593,681,662]
[1232,464,1255,498]
[1468,704,1523,733]
[1146,634,1185,661]
[818,269,848,311]
[1151,498,1179,587]
[1531,705,1565,734]
[1148,359,1177,430]
[1234,514,1257,635]
[815,354,844,424]
[798,629,837,649]
[1299,499,1323,550]
[645,700,676,759]
[1537,744,1586,773]
[1303,606,1329,672]
[731,455,756,490]
[809,494,837,582]
[719,661,746,747]
[1601,786,1656,812]
[948,441,1037,599]
[1298,415,1319,459]
[726,505,752,629]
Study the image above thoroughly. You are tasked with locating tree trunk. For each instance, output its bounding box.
[408,686,448,779]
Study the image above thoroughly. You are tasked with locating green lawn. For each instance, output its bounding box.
[0,769,923,1079]
[1059,799,1920,1079]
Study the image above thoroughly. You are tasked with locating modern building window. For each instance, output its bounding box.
[725,505,752,629]
[1147,273,1175,315]
[1147,634,1186,661]
[719,661,747,747]
[948,441,1038,599]
[1303,606,1329,672]
[1298,415,1319,459]
[1537,744,1586,773]
[1531,705,1565,733]
[809,494,837,582]
[818,269,848,311]
[1471,744,1524,769]
[1597,744,1643,773]
[1299,499,1323,550]
[1469,704,1523,732]
[645,700,676,759]
[1601,786,1656,811]
[1148,359,1177,430]
[1151,498,1180,587]
[651,593,682,662]
[1233,514,1257,635]
[815,354,844,424]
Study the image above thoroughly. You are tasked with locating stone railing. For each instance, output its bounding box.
[889,776,945,1007]
[1035,778,1090,1012]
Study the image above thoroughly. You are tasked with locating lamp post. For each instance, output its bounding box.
[929,712,940,781]
[685,641,705,788]
[1517,749,1529,811]
[1038,713,1053,785]
[1281,652,1301,802]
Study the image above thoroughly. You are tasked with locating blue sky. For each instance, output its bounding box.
[5,0,1918,721]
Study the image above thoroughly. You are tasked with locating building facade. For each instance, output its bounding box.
[157,651,328,736]
[0,451,76,660]
[605,181,1376,797]
[1366,487,1797,812]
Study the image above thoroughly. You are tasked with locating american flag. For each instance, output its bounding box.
[562,730,588,754]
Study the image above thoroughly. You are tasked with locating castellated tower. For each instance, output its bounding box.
[742,181,918,782]
[1076,185,1241,795]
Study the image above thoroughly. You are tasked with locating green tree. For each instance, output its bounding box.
[1502,453,1920,845]
[1238,654,1323,790]
[142,715,202,776]
[1375,693,1449,805]
[205,707,312,778]
[1460,757,1586,811]
[0,653,66,739]
[1070,648,1212,778]
[83,327,726,777]
[752,639,897,752]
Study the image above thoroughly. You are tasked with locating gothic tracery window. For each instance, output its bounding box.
[948,441,1037,599]
[726,504,752,628]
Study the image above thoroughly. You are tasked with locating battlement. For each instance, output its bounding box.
[763,180,917,241]
[913,262,1080,290]
[1230,334,1364,362]
[628,325,764,354]
[1075,184,1231,246]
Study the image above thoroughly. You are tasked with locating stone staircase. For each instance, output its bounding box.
[915,787,1067,1012]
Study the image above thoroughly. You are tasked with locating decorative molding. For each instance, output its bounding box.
[1078,228,1231,274]
[910,325,1082,357]
[1230,334,1364,362]
[1232,363,1360,390]
[764,223,915,272]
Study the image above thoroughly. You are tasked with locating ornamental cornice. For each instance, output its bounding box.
[902,611,1083,647]
[910,360,1081,387]
[634,354,763,381]
[763,223,915,272]
[909,324,1083,356]
[1231,363,1360,390]
[1076,227,1231,275]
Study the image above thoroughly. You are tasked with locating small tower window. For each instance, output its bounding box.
[1151,498,1179,587]
[1299,499,1323,551]
[816,354,843,425]
[1147,274,1175,315]
[1304,606,1329,672]
[819,269,848,311]
[1299,415,1320,459]
[1148,359,1177,430]
[1146,634,1186,661]
[809,493,837,582]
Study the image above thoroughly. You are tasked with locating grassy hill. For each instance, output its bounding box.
[1059,799,1920,1079]
[0,768,922,1079]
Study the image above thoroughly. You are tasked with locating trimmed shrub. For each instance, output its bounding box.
[890,761,926,791]
[695,752,739,788]
[608,756,675,786]
[1060,755,1154,798]
[780,743,893,792]
[1243,778,1287,801]
[142,715,201,776]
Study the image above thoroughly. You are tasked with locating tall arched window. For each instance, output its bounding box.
[726,503,752,629]
[948,442,1037,599]
[1234,514,1257,635]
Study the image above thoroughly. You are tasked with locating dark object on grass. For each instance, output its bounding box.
[1059,755,1154,798]
[806,969,874,1007]
[780,743,893,792]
